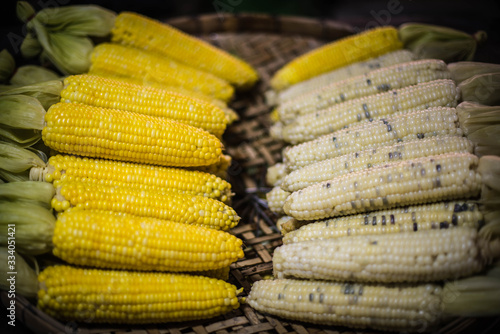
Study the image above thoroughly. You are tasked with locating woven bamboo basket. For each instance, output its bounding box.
[2,13,500,334]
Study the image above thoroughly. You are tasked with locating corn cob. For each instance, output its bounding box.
[281,136,473,192]
[276,59,451,125]
[89,43,234,101]
[266,187,291,216]
[52,210,243,272]
[282,79,459,144]
[42,102,223,167]
[266,163,287,187]
[271,26,403,90]
[30,154,232,203]
[247,274,500,332]
[275,49,416,104]
[284,152,483,221]
[273,226,500,283]
[283,201,484,244]
[60,75,228,137]
[38,265,241,323]
[190,154,232,180]
[51,181,239,231]
[111,12,259,89]
[283,107,462,172]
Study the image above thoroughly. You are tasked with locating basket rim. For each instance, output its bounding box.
[165,12,354,40]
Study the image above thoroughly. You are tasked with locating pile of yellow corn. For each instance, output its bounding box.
[253,26,500,332]
[0,6,263,324]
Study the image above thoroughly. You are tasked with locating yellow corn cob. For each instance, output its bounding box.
[284,153,482,221]
[38,265,241,323]
[266,162,287,186]
[274,227,496,283]
[190,154,232,180]
[89,43,234,102]
[52,210,243,272]
[61,75,228,137]
[266,186,291,216]
[51,181,239,231]
[283,107,463,172]
[30,154,232,203]
[42,102,222,167]
[111,12,259,89]
[271,26,403,90]
[283,201,484,244]
[282,79,459,144]
[282,136,473,192]
[277,59,451,124]
[247,279,445,332]
[276,49,416,103]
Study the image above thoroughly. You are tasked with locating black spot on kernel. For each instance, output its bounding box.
[366,79,372,85]
[344,284,355,294]
[365,110,371,119]
[325,220,330,227]
[390,214,395,224]
[382,215,386,225]
[345,162,349,169]
[332,136,337,142]
[326,183,331,188]
[370,240,378,245]
[377,83,391,91]
[357,113,362,121]
[351,201,357,209]
[397,138,403,142]
[381,119,388,124]
[440,222,449,229]
[462,203,468,211]
[431,222,438,229]
[389,152,393,159]
[309,293,314,302]
[358,286,364,295]
[454,204,462,212]
[372,217,377,226]
[393,91,398,95]
[278,293,284,300]
[364,216,369,225]
[382,197,389,205]
[452,214,458,226]
[387,124,392,132]
[319,293,324,303]
[354,181,358,188]
[436,164,442,172]
[413,222,418,231]
[355,152,359,158]
[340,93,345,102]
[367,163,372,168]
[417,133,425,139]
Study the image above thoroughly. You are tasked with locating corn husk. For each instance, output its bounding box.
[448,61,500,85]
[399,23,486,63]
[458,72,500,106]
[17,1,116,74]
[0,50,15,83]
[0,248,39,297]
[0,80,63,110]
[10,65,60,86]
[0,180,55,209]
[0,169,30,182]
[0,141,46,173]
[20,32,43,59]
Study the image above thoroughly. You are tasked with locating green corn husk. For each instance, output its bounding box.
[0,80,63,110]
[20,32,43,59]
[448,62,500,85]
[443,262,500,318]
[458,72,500,106]
[456,102,500,157]
[0,181,55,209]
[399,23,487,63]
[0,203,55,255]
[17,1,116,74]
[10,65,60,86]
[0,95,46,146]
[0,141,46,173]
[477,155,500,211]
[0,169,30,182]
[0,50,15,83]
[0,248,39,297]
